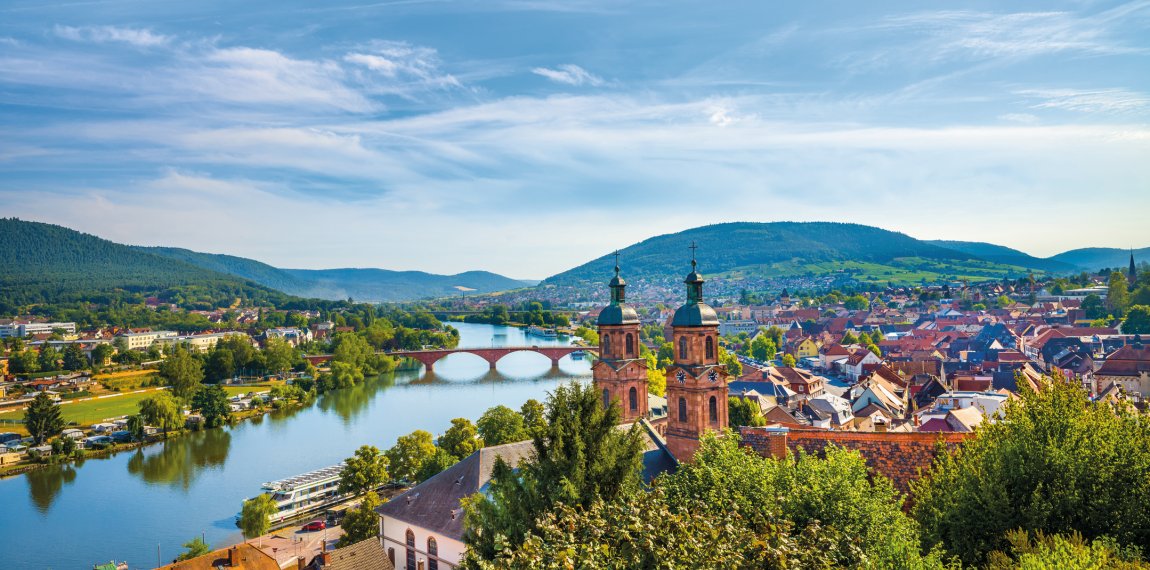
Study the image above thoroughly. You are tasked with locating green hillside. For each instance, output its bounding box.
[1050,247,1150,273]
[139,246,313,295]
[0,218,292,311]
[927,240,1077,273]
[544,222,1040,286]
[281,268,532,302]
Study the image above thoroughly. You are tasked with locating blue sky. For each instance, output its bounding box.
[1,0,1148,279]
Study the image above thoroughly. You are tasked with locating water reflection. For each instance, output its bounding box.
[417,364,576,386]
[315,373,398,425]
[26,461,79,513]
[127,428,232,490]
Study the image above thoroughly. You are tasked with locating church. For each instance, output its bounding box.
[375,253,724,569]
[592,252,731,462]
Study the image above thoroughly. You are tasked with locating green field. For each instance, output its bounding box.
[0,384,274,432]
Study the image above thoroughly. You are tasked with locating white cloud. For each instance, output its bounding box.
[531,64,604,86]
[998,113,1040,124]
[54,25,170,47]
[1017,88,1150,114]
[345,41,462,93]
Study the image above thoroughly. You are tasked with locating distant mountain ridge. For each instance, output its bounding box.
[925,241,1078,273]
[1049,247,1150,273]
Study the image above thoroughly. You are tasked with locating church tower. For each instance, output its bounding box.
[1131,251,1138,286]
[593,254,648,423]
[664,245,729,462]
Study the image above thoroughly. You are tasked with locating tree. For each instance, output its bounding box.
[90,343,114,367]
[386,430,437,483]
[62,343,88,371]
[25,392,64,445]
[37,345,60,372]
[659,432,932,569]
[781,354,797,367]
[719,346,742,376]
[1109,271,1131,316]
[160,346,204,402]
[996,295,1014,309]
[728,397,766,428]
[986,530,1149,570]
[337,492,382,547]
[9,348,39,374]
[644,352,666,397]
[463,382,646,562]
[841,331,859,345]
[750,336,777,362]
[844,294,870,311]
[138,391,183,436]
[1121,305,1150,334]
[439,418,483,459]
[204,348,236,383]
[126,414,146,442]
[190,384,231,428]
[476,405,527,446]
[263,337,295,376]
[520,399,547,436]
[416,447,458,482]
[912,376,1150,566]
[338,445,390,496]
[176,537,211,561]
[1082,293,1106,319]
[239,493,277,541]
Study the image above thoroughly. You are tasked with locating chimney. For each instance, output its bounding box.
[297,555,307,570]
[228,546,241,567]
[321,551,332,565]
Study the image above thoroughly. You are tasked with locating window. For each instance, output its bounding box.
[709,396,718,423]
[603,388,610,410]
[629,387,637,411]
[679,336,688,360]
[405,529,415,570]
[602,334,611,357]
[626,333,634,356]
[678,397,688,422]
[428,537,439,570]
[705,336,714,360]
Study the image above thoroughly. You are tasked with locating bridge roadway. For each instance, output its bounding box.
[304,345,597,372]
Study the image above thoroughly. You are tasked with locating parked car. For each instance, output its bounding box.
[302,520,326,532]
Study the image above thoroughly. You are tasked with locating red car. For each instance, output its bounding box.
[302,520,326,532]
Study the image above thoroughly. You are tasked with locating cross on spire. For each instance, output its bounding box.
[689,241,698,270]
[613,250,621,276]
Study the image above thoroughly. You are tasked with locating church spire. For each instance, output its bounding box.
[684,241,704,304]
[1130,250,1138,284]
[609,250,625,305]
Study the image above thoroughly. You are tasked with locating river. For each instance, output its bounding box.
[2,323,590,569]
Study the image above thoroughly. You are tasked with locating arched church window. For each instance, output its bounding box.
[626,333,634,356]
[428,537,439,570]
[678,397,688,422]
[679,336,688,360]
[709,396,718,423]
[603,388,610,410]
[629,387,637,411]
[705,336,715,360]
[405,529,416,570]
[602,334,611,357]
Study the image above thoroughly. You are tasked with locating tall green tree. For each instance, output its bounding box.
[1082,293,1106,319]
[386,430,437,483]
[338,445,390,496]
[190,384,231,428]
[337,492,382,547]
[176,537,211,561]
[126,414,146,442]
[61,343,88,371]
[1121,305,1150,334]
[520,399,547,436]
[1109,271,1131,316]
[90,343,114,367]
[463,382,646,562]
[476,405,527,446]
[239,493,278,541]
[138,391,183,436]
[263,337,296,376]
[439,418,483,459]
[204,348,236,383]
[25,392,65,445]
[728,397,767,428]
[750,335,777,362]
[913,376,1150,566]
[37,345,60,372]
[159,346,204,402]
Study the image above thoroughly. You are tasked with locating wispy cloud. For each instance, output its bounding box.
[54,25,170,47]
[1017,88,1150,113]
[531,64,604,86]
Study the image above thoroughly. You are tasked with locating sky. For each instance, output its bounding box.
[1,0,1148,279]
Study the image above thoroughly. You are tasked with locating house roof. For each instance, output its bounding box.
[320,538,394,570]
[1097,344,1150,377]
[158,545,279,570]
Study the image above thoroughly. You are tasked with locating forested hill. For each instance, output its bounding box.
[0,218,291,311]
[926,240,1078,273]
[139,247,316,297]
[1050,247,1150,273]
[544,222,989,285]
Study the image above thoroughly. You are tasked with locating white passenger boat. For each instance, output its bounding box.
[525,325,559,339]
[241,463,349,524]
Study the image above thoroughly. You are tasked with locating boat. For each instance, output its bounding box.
[239,463,349,524]
[525,325,559,339]
[570,350,585,360]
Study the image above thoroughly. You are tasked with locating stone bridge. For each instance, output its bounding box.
[305,346,596,372]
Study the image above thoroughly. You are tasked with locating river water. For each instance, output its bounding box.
[2,323,590,569]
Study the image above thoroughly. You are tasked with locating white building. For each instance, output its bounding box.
[117,331,179,351]
[718,320,760,337]
[0,321,77,338]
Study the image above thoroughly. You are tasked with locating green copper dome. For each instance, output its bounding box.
[598,258,639,326]
[671,257,719,326]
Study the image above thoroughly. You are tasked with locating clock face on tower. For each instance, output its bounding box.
[676,370,686,384]
[709,370,718,383]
